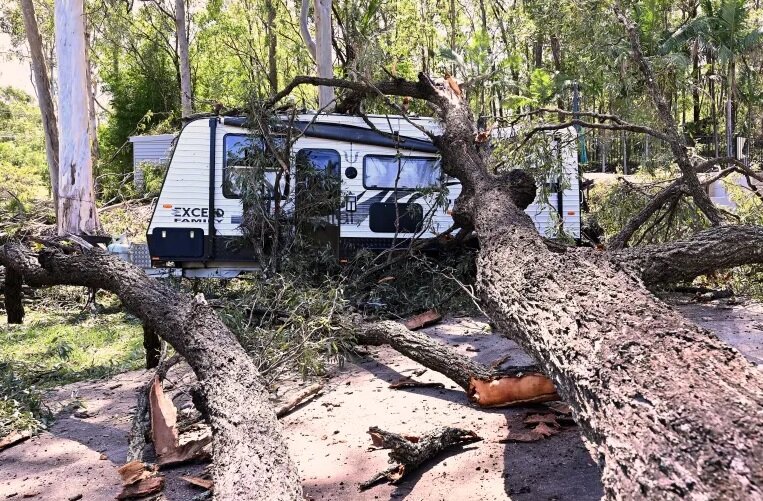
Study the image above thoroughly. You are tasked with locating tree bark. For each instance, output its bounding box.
[435,87,763,500]
[55,0,100,235]
[313,0,334,109]
[4,267,24,324]
[175,0,193,117]
[0,244,302,501]
[612,225,763,285]
[20,0,59,209]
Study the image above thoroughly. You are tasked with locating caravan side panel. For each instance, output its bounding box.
[147,119,213,261]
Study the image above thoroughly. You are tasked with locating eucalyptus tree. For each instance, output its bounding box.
[18,0,59,209]
[54,0,99,234]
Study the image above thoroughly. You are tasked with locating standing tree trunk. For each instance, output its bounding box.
[55,0,100,235]
[175,0,192,117]
[19,0,59,210]
[313,0,334,109]
[266,0,278,93]
[726,59,735,158]
[4,267,24,324]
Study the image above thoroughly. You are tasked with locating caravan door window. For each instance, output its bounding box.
[363,155,441,190]
[223,134,287,199]
[295,148,341,217]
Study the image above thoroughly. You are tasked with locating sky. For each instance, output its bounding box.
[0,33,37,99]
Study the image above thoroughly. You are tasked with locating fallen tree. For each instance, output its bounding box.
[271,72,763,499]
[0,243,302,501]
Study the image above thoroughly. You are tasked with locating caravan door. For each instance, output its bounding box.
[295,148,342,251]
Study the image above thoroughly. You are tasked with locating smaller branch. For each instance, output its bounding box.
[360,426,481,491]
[517,119,671,152]
[275,383,323,418]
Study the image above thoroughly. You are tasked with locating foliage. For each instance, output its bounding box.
[343,247,480,318]
[218,275,353,385]
[0,292,144,435]
[719,177,763,298]
[588,171,709,246]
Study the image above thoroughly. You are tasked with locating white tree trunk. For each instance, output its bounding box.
[299,0,316,60]
[175,0,192,117]
[19,0,59,209]
[55,0,100,235]
[313,0,334,109]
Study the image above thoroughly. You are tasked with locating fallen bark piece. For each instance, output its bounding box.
[127,354,181,462]
[148,375,179,457]
[498,422,559,443]
[157,434,212,467]
[181,476,214,490]
[468,373,558,407]
[275,383,324,418]
[0,430,32,452]
[359,426,481,491]
[117,460,152,485]
[116,476,165,500]
[403,309,442,330]
[388,378,445,390]
[544,401,573,416]
[523,413,559,426]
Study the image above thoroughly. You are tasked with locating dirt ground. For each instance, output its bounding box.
[1,295,761,500]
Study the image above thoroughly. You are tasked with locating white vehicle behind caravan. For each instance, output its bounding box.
[145,114,580,276]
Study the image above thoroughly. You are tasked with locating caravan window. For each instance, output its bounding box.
[363,155,441,190]
[295,149,341,176]
[223,134,286,199]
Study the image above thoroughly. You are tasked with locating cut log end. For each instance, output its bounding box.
[467,373,558,407]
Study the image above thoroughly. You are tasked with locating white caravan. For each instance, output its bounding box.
[146,114,580,276]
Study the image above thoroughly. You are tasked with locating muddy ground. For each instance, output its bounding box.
[1,295,761,500]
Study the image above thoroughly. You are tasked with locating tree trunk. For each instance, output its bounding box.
[313,0,334,109]
[726,59,735,158]
[0,244,302,500]
[692,40,700,124]
[299,0,316,60]
[430,72,763,498]
[4,267,24,324]
[143,324,161,369]
[83,28,99,170]
[55,0,100,235]
[266,0,278,93]
[612,225,763,285]
[175,0,192,117]
[20,0,59,209]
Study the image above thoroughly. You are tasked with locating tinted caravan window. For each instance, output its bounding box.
[223,134,286,199]
[363,155,441,190]
[295,149,341,216]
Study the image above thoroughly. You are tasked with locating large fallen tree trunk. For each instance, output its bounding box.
[273,71,763,499]
[437,91,763,500]
[0,244,301,501]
